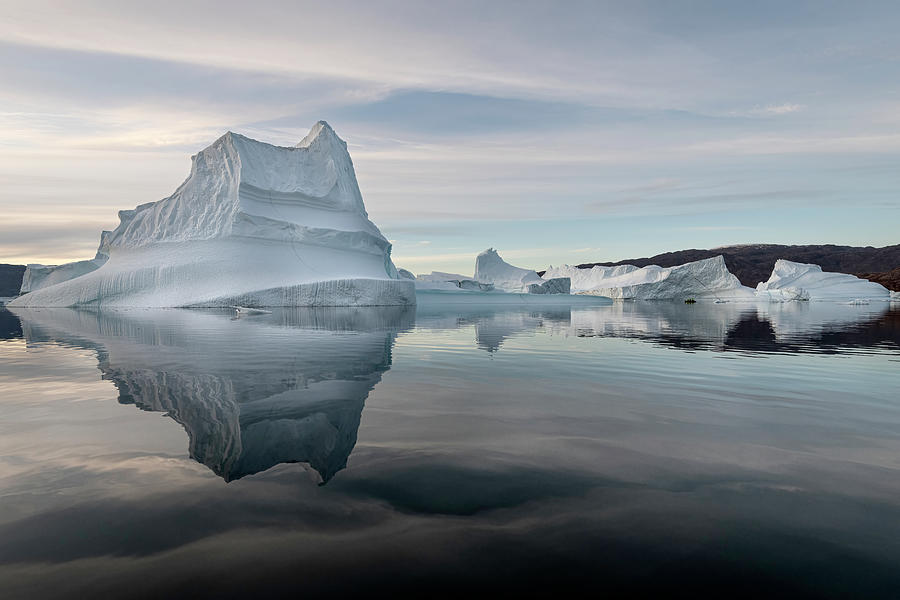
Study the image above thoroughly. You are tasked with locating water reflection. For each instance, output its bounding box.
[11,307,413,483]
[3,302,900,598]
[567,302,898,354]
[414,301,899,355]
[0,308,22,340]
[4,301,898,484]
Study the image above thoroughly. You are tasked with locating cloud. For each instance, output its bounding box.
[747,103,806,116]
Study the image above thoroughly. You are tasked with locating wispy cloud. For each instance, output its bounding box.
[747,103,806,116]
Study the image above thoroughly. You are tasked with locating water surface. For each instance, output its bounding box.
[1,301,899,598]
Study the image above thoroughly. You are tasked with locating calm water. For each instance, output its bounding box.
[1,301,899,599]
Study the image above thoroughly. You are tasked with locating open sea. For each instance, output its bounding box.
[1,300,899,598]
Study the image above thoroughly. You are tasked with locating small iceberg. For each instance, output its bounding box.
[234,306,272,315]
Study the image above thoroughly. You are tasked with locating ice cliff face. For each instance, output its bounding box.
[756,259,889,300]
[544,256,755,300]
[11,122,413,308]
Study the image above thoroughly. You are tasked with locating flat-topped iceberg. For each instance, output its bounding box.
[756,259,889,301]
[10,122,414,308]
[544,255,755,300]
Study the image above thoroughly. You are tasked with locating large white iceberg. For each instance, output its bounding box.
[755,260,889,301]
[544,255,755,300]
[10,122,414,308]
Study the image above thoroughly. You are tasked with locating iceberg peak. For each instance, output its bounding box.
[297,120,344,149]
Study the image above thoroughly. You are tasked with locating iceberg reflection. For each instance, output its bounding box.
[416,302,899,355]
[12,306,413,483]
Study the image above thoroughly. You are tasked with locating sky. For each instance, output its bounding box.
[0,0,898,275]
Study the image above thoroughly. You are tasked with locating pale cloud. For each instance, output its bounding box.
[747,103,806,116]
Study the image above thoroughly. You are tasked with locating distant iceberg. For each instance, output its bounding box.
[755,260,889,301]
[544,255,755,300]
[416,271,472,283]
[474,248,545,292]
[10,122,414,308]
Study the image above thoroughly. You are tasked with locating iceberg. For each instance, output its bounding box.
[416,271,472,282]
[544,255,755,300]
[414,270,496,292]
[527,278,571,295]
[10,122,414,308]
[755,260,889,301]
[474,248,544,292]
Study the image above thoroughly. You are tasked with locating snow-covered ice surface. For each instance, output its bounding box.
[755,260,889,301]
[474,248,544,292]
[10,122,413,308]
[544,256,755,300]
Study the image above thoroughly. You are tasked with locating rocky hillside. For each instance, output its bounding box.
[858,267,900,292]
[0,264,25,297]
[569,244,900,290]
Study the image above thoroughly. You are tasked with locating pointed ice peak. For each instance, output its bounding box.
[297,120,344,149]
